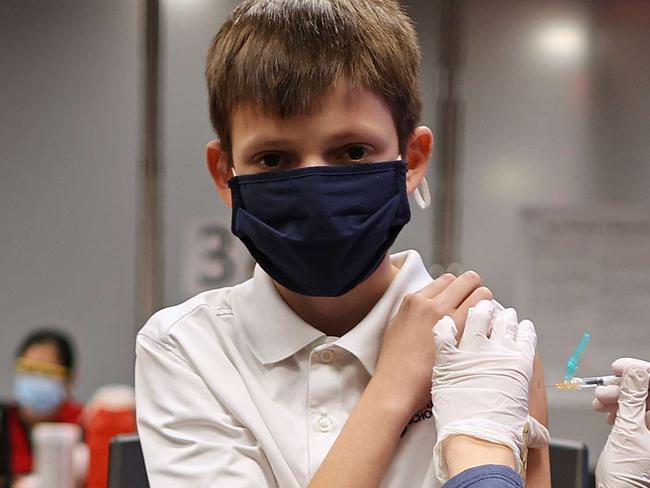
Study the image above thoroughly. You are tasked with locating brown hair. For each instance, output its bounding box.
[205,0,422,159]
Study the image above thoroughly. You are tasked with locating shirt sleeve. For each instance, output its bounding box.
[442,465,524,488]
[135,333,278,487]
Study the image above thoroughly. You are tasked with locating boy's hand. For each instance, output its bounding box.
[374,271,492,418]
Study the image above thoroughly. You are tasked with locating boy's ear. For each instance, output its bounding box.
[206,140,234,208]
[404,126,434,193]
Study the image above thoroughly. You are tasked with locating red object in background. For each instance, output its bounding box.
[84,407,136,488]
[7,400,83,477]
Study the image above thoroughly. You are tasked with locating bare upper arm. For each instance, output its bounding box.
[525,354,551,487]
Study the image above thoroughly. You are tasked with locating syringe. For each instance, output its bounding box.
[547,375,621,390]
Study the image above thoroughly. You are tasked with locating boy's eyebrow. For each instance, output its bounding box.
[239,137,295,156]
[241,128,384,154]
[323,129,384,145]
[249,137,292,149]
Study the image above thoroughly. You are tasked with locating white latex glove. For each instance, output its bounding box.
[593,357,650,426]
[596,365,650,487]
[430,300,550,482]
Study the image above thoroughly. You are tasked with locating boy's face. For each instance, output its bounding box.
[207,83,432,205]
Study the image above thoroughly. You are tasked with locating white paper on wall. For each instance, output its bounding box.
[517,206,650,406]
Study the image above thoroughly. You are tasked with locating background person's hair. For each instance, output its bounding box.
[15,327,77,376]
[206,0,422,160]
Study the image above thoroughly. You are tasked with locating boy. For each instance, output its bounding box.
[135,1,550,486]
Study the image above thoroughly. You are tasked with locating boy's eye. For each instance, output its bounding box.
[340,145,372,162]
[257,153,284,168]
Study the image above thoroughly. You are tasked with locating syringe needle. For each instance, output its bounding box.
[545,375,620,390]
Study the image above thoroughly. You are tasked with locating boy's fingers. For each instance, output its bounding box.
[431,270,483,310]
[417,273,456,299]
[449,286,493,339]
[433,315,458,356]
[458,300,493,350]
[491,308,518,341]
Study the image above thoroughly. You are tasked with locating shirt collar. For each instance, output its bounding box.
[233,265,325,365]
[334,250,433,375]
[233,250,433,370]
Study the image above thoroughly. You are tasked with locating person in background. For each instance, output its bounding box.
[0,328,83,486]
[430,301,650,487]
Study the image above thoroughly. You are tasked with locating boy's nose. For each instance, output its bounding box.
[299,156,329,169]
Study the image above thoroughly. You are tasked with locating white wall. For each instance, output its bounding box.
[161,0,242,306]
[0,1,141,401]
[394,0,440,267]
[591,1,650,203]
[459,0,595,304]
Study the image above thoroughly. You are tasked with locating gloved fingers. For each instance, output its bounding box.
[433,315,459,356]
[616,366,650,427]
[592,397,617,413]
[491,299,506,313]
[491,308,518,341]
[592,384,650,410]
[514,320,537,359]
[446,287,493,343]
[527,416,550,449]
[606,411,616,425]
[611,357,650,376]
[604,409,650,427]
[611,411,650,428]
[458,300,493,350]
[594,385,620,406]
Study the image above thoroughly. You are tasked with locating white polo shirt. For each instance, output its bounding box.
[135,250,439,487]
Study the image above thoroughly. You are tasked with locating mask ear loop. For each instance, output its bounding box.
[413,177,431,209]
[400,154,431,210]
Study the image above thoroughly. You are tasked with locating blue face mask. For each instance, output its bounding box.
[228,160,411,296]
[13,373,66,415]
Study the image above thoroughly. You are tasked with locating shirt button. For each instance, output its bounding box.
[319,349,335,363]
[316,415,333,433]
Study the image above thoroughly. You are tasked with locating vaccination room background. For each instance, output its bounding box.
[1,0,649,479]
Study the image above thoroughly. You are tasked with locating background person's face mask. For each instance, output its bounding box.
[13,373,66,415]
[228,160,411,296]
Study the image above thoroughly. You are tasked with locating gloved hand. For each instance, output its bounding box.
[430,300,549,482]
[593,357,650,426]
[596,366,650,487]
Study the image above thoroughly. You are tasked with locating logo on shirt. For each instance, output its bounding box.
[400,401,433,437]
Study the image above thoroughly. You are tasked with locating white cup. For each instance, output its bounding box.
[32,423,81,488]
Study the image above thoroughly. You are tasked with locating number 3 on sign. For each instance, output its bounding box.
[199,224,234,285]
[184,219,253,296]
